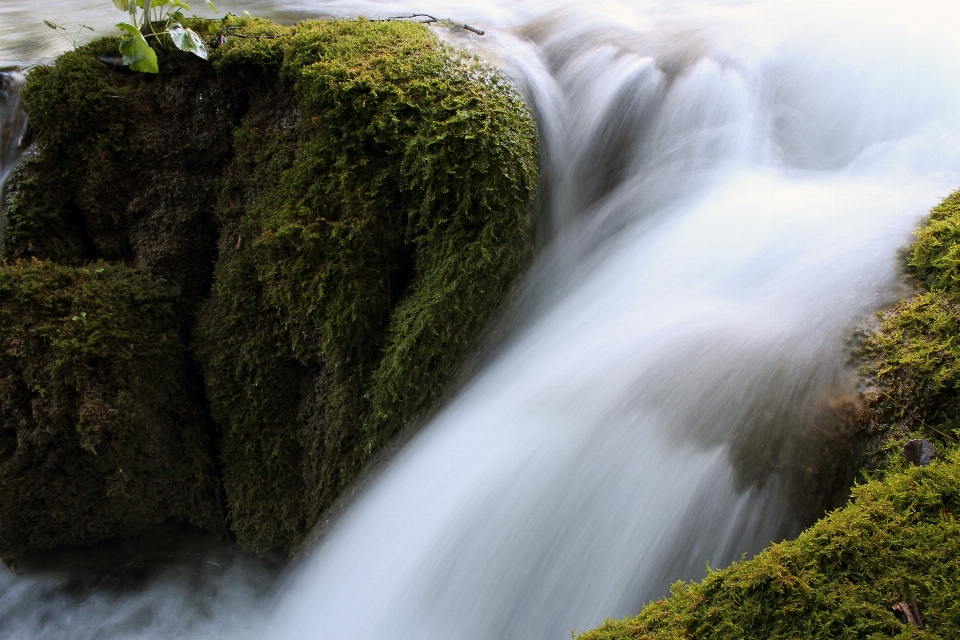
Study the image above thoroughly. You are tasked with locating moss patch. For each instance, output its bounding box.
[3,34,242,332]
[859,190,960,469]
[579,448,960,640]
[0,259,218,564]
[195,18,538,553]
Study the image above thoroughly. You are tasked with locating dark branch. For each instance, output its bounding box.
[382,14,484,36]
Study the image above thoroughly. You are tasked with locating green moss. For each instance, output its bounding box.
[858,190,960,468]
[910,190,960,297]
[0,259,218,564]
[195,18,538,553]
[860,291,960,464]
[4,34,241,330]
[579,448,960,640]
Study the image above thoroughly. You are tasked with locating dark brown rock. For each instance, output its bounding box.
[903,439,936,466]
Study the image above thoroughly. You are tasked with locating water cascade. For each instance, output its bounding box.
[1,2,960,639]
[268,3,960,639]
[0,70,29,249]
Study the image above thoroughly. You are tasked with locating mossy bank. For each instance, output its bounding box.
[579,192,960,639]
[0,17,538,560]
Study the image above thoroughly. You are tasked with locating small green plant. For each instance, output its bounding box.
[112,0,218,73]
[42,21,95,49]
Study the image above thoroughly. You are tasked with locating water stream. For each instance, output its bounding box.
[2,1,960,639]
[0,70,28,249]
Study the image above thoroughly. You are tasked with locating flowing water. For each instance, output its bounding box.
[2,1,960,639]
[0,69,28,248]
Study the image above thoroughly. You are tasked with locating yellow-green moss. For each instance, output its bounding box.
[910,189,960,297]
[0,259,219,564]
[860,291,960,462]
[859,190,960,469]
[579,448,960,640]
[195,18,538,553]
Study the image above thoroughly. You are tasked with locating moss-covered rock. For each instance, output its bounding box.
[3,34,242,331]
[910,189,960,297]
[2,17,538,556]
[859,190,960,469]
[861,291,960,458]
[0,259,219,564]
[195,18,538,553]
[579,447,960,640]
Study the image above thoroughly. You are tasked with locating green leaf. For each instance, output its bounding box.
[168,24,208,60]
[206,0,217,13]
[43,20,60,30]
[112,0,130,10]
[116,22,140,36]
[116,22,159,73]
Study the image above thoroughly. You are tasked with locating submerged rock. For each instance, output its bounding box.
[0,17,538,559]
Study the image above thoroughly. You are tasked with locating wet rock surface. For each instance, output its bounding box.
[904,438,937,466]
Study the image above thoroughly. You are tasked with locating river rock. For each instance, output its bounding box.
[903,438,937,466]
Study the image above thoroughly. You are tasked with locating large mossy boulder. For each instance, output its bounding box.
[0,259,219,563]
[2,17,538,557]
[196,18,538,553]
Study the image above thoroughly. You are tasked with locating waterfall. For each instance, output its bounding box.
[0,70,29,250]
[1,1,960,639]
[266,3,960,639]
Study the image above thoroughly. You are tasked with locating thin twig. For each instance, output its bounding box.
[879,389,959,443]
[383,14,484,36]
[227,33,290,39]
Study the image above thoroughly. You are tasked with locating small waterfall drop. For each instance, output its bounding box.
[267,2,960,639]
[0,70,29,250]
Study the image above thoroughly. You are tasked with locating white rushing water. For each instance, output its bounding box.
[2,1,960,639]
[0,70,28,248]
